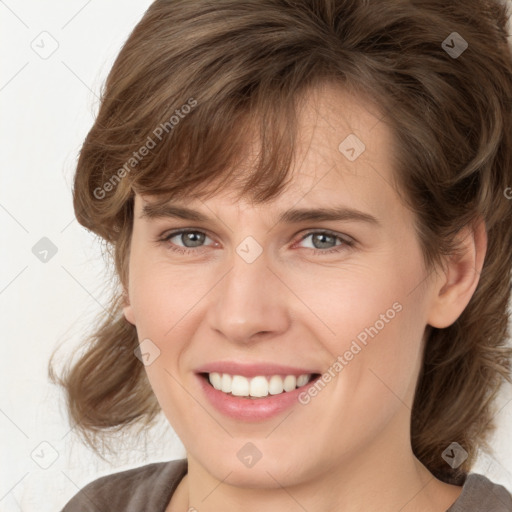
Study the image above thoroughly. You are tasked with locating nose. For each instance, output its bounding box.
[206,243,291,345]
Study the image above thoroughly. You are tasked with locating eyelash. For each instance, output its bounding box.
[157,229,355,256]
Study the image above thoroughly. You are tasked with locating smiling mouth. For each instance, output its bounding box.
[200,372,322,399]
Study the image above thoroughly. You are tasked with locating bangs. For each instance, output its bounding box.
[91,40,354,218]
[127,85,301,207]
[65,0,512,483]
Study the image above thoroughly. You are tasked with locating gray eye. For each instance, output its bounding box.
[178,231,206,248]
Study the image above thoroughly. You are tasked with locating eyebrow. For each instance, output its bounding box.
[140,203,380,226]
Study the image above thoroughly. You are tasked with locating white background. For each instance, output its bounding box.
[1,1,512,511]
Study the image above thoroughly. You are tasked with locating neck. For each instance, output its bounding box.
[171,414,461,512]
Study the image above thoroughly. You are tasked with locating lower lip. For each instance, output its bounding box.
[196,374,320,421]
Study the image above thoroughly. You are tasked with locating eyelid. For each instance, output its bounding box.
[157,227,356,255]
[296,228,354,243]
[158,227,216,242]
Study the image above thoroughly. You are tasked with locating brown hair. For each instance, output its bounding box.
[49,0,512,484]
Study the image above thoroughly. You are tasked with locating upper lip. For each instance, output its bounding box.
[195,361,320,378]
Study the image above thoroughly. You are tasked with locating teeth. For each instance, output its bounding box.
[297,374,309,387]
[221,373,232,393]
[250,376,269,397]
[207,372,313,398]
[283,375,296,392]
[268,375,284,395]
[209,372,222,390]
[232,375,250,396]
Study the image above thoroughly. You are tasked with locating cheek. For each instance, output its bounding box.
[305,295,427,451]
[337,282,428,418]
[128,255,201,336]
[289,256,422,353]
[308,245,429,405]
[358,301,425,389]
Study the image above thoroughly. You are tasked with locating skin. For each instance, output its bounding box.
[122,82,487,512]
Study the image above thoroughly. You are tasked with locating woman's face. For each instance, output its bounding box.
[123,84,443,488]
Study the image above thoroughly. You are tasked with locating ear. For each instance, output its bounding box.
[426,217,487,329]
[122,287,136,325]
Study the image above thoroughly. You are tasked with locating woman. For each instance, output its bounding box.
[52,0,512,510]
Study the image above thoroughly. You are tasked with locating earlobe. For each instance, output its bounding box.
[122,289,136,325]
[427,217,487,329]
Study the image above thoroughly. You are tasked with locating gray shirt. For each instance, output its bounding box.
[60,458,512,511]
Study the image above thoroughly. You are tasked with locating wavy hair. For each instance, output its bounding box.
[49,0,512,484]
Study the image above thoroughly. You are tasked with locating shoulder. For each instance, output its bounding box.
[60,458,188,512]
[448,473,512,512]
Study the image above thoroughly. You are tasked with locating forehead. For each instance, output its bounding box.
[137,82,401,219]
